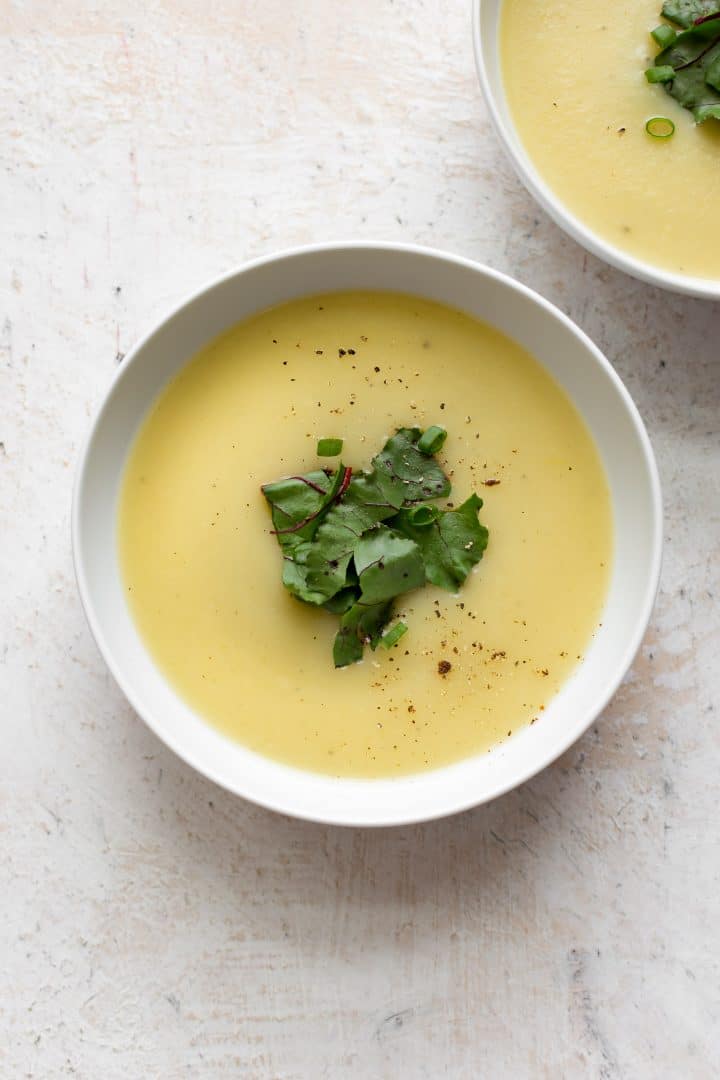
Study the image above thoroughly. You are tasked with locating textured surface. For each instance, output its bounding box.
[2,1,719,1077]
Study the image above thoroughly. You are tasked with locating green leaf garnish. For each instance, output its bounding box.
[262,427,489,667]
[648,5,720,123]
[300,472,405,602]
[661,0,719,29]
[333,601,392,667]
[706,49,720,87]
[261,467,351,603]
[372,427,451,503]
[393,494,489,592]
[353,527,426,604]
[695,100,720,117]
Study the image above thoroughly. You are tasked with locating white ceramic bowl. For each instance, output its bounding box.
[73,242,662,827]
[473,0,720,300]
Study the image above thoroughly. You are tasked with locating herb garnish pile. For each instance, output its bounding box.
[645,0,720,123]
[261,427,489,667]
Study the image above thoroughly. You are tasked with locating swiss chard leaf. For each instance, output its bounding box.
[666,48,720,119]
[263,467,349,603]
[652,11,720,121]
[280,543,329,605]
[333,600,392,667]
[656,14,720,65]
[372,427,451,504]
[261,470,333,551]
[353,527,426,604]
[322,586,359,614]
[662,0,720,28]
[706,48,720,87]
[301,475,406,601]
[392,494,489,592]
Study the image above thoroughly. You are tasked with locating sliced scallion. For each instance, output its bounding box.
[417,425,447,455]
[651,24,676,48]
[381,622,408,649]
[645,115,676,138]
[645,65,675,83]
[317,437,343,456]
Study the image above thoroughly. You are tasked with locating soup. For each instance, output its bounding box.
[500,0,720,279]
[119,291,612,778]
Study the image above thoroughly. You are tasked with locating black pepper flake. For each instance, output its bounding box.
[483,478,501,487]
[374,366,381,373]
[438,660,452,676]
[315,349,323,355]
[348,348,356,355]
[440,402,445,410]
[338,348,346,356]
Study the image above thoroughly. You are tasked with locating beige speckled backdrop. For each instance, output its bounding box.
[2,1,719,1076]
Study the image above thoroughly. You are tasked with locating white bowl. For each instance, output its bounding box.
[473,0,720,300]
[72,242,662,827]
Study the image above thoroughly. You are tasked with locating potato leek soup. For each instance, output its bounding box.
[119,291,612,778]
[501,0,720,279]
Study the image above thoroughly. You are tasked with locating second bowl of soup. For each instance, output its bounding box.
[474,0,720,298]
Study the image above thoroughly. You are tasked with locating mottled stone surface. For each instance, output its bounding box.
[2,1,719,1076]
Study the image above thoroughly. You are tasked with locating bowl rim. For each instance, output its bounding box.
[72,240,663,827]
[472,0,720,301]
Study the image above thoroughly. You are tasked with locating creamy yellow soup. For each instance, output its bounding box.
[501,0,720,279]
[119,291,611,778]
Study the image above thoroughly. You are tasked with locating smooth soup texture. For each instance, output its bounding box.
[501,0,720,279]
[120,291,612,777]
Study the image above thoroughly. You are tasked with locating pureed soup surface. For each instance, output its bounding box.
[119,291,612,778]
[501,0,720,279]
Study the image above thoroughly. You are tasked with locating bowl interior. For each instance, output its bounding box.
[73,245,661,826]
[473,0,720,300]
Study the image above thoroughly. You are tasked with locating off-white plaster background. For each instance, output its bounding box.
[2,1,719,1076]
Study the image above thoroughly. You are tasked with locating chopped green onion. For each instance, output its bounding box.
[417,425,447,455]
[651,24,676,48]
[407,505,439,527]
[317,437,343,457]
[645,65,675,83]
[381,622,408,649]
[645,115,676,138]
